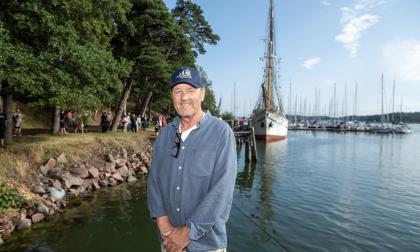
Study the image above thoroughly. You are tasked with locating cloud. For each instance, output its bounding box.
[321,1,331,7]
[302,57,320,69]
[335,0,382,57]
[382,39,420,81]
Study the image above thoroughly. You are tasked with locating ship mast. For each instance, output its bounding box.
[263,0,275,110]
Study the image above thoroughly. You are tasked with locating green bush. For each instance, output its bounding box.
[0,183,26,212]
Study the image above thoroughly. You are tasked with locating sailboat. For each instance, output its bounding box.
[251,0,288,141]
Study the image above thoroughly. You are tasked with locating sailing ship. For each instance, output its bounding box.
[251,0,288,141]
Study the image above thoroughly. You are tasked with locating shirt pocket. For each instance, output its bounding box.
[187,149,215,178]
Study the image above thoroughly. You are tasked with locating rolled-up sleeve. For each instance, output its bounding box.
[187,127,237,240]
[147,138,166,220]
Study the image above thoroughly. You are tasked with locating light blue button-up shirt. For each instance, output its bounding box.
[147,112,237,251]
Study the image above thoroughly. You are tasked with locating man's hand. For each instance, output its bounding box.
[162,225,190,252]
[156,216,174,238]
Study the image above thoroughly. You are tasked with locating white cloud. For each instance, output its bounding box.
[382,40,420,81]
[335,0,383,57]
[321,1,331,7]
[302,57,320,69]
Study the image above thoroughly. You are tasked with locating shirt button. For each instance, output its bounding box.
[176,208,180,212]
[176,186,180,190]
[178,166,182,170]
[182,146,185,150]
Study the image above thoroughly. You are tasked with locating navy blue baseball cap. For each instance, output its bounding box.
[169,67,202,89]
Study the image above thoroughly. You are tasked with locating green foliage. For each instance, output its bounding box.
[221,111,234,121]
[197,66,219,116]
[0,183,26,212]
[172,0,220,56]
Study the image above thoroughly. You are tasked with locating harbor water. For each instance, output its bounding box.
[2,124,420,252]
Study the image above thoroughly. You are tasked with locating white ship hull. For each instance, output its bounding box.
[251,109,288,141]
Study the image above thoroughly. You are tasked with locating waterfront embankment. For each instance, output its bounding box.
[0,132,153,246]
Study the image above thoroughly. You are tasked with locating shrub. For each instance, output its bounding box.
[0,183,26,212]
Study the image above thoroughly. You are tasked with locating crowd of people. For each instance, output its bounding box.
[59,110,89,134]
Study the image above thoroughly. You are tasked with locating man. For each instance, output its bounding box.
[147,67,237,252]
[0,107,7,148]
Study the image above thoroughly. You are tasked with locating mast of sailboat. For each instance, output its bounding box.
[400,97,403,123]
[263,0,274,110]
[392,80,395,124]
[381,74,384,127]
[353,82,358,122]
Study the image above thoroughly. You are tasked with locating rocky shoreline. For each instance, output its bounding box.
[0,136,153,246]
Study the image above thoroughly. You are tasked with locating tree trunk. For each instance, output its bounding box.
[111,79,133,132]
[4,94,13,144]
[134,76,149,115]
[51,105,60,134]
[141,92,153,118]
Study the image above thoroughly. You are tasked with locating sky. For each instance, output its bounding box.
[163,0,420,116]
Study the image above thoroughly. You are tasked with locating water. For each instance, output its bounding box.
[2,125,420,252]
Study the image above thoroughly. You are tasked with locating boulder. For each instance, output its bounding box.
[115,158,127,167]
[140,165,148,174]
[61,172,84,188]
[111,173,124,182]
[17,219,31,230]
[56,153,67,164]
[99,180,109,187]
[127,176,137,183]
[69,188,80,197]
[71,166,89,179]
[92,180,101,190]
[48,187,65,200]
[88,167,100,178]
[31,213,45,224]
[37,203,49,215]
[122,148,128,159]
[106,153,115,162]
[116,166,129,178]
[39,165,49,176]
[52,179,63,190]
[32,184,46,194]
[104,162,116,173]
[45,158,56,170]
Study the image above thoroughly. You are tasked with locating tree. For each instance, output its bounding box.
[0,0,132,134]
[197,66,219,117]
[172,0,220,56]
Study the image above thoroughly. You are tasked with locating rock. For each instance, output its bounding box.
[0,235,3,246]
[127,176,137,182]
[140,165,148,174]
[39,165,49,176]
[56,153,67,164]
[99,180,109,187]
[92,180,101,190]
[61,172,84,188]
[33,184,46,194]
[48,187,65,200]
[116,166,129,178]
[37,203,49,215]
[122,148,128,159]
[111,173,124,182]
[69,188,80,197]
[106,153,114,162]
[71,166,89,179]
[45,158,56,170]
[31,213,45,224]
[104,162,116,173]
[17,219,32,230]
[115,158,127,167]
[52,179,63,190]
[88,167,100,178]
[105,172,112,178]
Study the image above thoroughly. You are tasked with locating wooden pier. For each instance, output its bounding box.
[233,126,258,162]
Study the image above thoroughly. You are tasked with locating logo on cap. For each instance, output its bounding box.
[176,69,192,79]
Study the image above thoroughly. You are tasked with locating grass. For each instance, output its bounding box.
[0,130,154,185]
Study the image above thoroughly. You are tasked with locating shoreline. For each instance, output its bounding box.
[0,133,153,246]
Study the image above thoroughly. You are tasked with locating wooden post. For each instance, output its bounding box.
[250,127,258,161]
[244,137,251,161]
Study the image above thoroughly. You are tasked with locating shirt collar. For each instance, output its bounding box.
[171,111,212,131]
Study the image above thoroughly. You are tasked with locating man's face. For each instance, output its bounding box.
[171,83,205,119]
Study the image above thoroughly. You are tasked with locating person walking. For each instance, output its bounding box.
[147,67,237,252]
[0,107,7,148]
[13,108,23,136]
